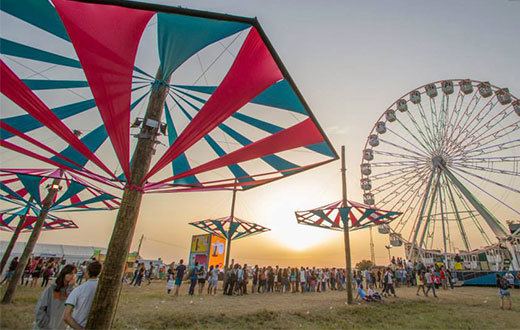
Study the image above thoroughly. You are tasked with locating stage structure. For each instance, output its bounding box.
[359,79,520,271]
[0,169,119,304]
[190,215,270,269]
[295,146,402,304]
[0,0,337,325]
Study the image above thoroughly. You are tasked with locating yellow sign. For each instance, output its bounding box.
[190,234,210,253]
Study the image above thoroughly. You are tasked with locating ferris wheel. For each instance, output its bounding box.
[359,79,520,259]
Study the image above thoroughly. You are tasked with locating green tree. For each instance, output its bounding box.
[355,260,374,271]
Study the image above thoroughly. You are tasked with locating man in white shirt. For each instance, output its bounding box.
[63,261,102,329]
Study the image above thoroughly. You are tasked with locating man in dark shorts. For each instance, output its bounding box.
[173,259,186,296]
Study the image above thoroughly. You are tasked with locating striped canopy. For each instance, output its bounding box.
[295,200,401,231]
[189,216,270,241]
[0,169,120,212]
[0,0,337,193]
[0,205,78,233]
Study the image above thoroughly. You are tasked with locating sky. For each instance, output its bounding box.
[1,0,519,267]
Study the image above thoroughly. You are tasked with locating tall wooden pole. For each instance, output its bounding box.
[136,234,144,256]
[0,199,33,274]
[86,69,171,329]
[1,180,61,304]
[369,226,376,266]
[341,145,353,304]
[224,183,238,271]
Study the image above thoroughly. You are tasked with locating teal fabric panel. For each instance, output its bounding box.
[51,193,115,211]
[2,98,96,139]
[174,80,306,114]
[357,209,376,223]
[21,79,89,90]
[218,123,297,173]
[0,183,27,203]
[50,91,149,169]
[232,231,249,240]
[163,103,199,185]
[51,181,86,208]
[172,97,252,183]
[338,207,352,225]
[1,0,70,41]
[310,209,335,225]
[173,92,297,174]
[157,13,249,77]
[16,174,42,205]
[0,38,81,68]
[172,87,334,158]
[211,220,228,239]
[228,222,241,240]
[51,124,107,169]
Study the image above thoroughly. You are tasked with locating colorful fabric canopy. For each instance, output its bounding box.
[189,216,270,240]
[0,169,120,212]
[295,200,401,231]
[0,0,337,192]
[0,206,77,233]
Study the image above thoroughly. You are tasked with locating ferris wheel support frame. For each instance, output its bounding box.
[408,170,435,260]
[418,170,442,251]
[444,175,471,251]
[444,167,520,270]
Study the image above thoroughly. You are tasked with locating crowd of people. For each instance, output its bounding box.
[160,257,460,301]
[1,253,518,329]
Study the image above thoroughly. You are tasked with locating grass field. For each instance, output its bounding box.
[1,283,519,329]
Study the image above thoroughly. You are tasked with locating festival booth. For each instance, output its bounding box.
[189,216,269,270]
[187,234,226,270]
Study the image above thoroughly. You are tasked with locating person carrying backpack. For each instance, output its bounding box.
[497,274,512,310]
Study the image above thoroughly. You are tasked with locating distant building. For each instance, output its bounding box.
[0,240,106,266]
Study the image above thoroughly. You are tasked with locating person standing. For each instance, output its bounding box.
[63,261,102,330]
[440,267,448,290]
[188,262,199,296]
[425,267,438,298]
[166,272,174,294]
[497,274,512,310]
[0,257,18,285]
[173,259,186,297]
[197,264,206,295]
[34,265,77,329]
[41,262,54,288]
[416,271,426,296]
[384,268,397,297]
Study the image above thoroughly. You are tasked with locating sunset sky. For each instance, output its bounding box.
[1,0,519,267]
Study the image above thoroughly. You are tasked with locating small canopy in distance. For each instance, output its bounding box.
[189,216,270,241]
[295,200,401,232]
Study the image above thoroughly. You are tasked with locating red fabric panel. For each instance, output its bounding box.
[0,61,114,178]
[145,27,283,182]
[53,0,154,181]
[0,140,77,172]
[0,121,83,169]
[167,118,324,183]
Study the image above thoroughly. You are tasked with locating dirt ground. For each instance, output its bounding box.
[1,282,519,329]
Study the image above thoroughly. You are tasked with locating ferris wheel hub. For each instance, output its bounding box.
[431,155,447,169]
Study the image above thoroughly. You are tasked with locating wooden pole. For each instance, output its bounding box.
[86,69,171,329]
[369,226,376,266]
[136,234,144,257]
[224,183,238,271]
[0,199,33,274]
[341,145,353,304]
[1,179,61,304]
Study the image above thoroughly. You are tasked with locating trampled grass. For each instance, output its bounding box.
[1,283,519,329]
